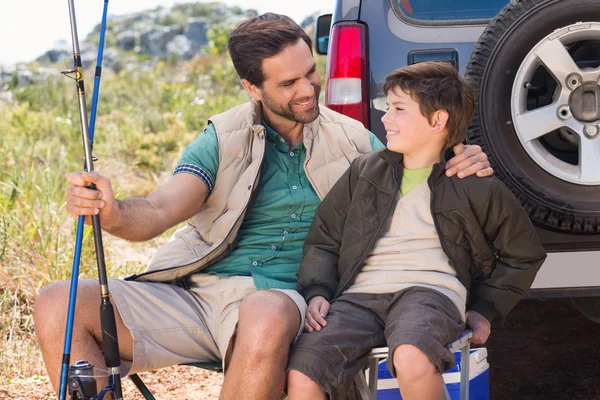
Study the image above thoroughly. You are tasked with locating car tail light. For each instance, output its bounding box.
[325,22,369,128]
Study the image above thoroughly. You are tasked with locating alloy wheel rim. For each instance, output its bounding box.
[511,22,600,185]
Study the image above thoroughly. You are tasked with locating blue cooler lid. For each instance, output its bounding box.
[377,349,487,377]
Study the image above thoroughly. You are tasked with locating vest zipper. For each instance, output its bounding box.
[302,142,325,201]
[131,209,249,283]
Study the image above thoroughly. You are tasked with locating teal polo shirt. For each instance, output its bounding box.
[174,121,384,289]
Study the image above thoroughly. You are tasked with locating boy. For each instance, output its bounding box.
[286,62,547,400]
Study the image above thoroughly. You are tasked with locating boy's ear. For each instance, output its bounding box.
[241,79,263,102]
[431,110,449,134]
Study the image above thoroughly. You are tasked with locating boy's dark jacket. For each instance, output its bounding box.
[297,148,547,323]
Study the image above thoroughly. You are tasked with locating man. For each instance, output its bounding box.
[33,13,492,400]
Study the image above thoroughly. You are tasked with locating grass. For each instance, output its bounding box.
[0,47,247,383]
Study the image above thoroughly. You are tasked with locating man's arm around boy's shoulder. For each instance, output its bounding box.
[463,175,547,339]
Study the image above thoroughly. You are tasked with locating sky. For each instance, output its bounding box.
[0,0,333,66]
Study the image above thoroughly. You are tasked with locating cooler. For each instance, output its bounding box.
[372,348,490,400]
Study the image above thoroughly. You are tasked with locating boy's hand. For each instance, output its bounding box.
[445,144,494,178]
[466,310,491,344]
[305,296,330,333]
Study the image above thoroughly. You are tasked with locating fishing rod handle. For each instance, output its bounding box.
[91,211,109,285]
[100,300,120,368]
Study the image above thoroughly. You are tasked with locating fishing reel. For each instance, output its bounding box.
[67,360,114,400]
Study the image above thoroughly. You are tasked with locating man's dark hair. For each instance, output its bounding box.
[383,62,476,149]
[227,13,313,87]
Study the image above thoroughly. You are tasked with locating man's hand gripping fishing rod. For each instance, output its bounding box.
[60,0,123,399]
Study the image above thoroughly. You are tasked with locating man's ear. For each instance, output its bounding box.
[431,110,449,134]
[241,79,262,102]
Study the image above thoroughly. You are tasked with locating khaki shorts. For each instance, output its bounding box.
[108,274,307,375]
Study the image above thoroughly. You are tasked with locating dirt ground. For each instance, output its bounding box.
[0,366,223,400]
[1,298,598,399]
[486,298,600,400]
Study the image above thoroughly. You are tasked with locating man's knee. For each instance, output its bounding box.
[393,345,437,382]
[287,369,322,393]
[34,281,71,334]
[34,280,100,338]
[237,291,300,345]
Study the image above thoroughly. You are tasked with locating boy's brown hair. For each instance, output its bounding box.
[383,61,476,148]
[228,13,313,87]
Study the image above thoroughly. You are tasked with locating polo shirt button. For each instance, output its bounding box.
[252,261,258,267]
[291,214,297,219]
[280,138,285,143]
[271,245,277,251]
[289,151,295,157]
[292,185,298,190]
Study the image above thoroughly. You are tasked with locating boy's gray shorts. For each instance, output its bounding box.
[108,274,306,375]
[287,286,465,399]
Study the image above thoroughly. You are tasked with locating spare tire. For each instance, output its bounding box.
[466,0,600,233]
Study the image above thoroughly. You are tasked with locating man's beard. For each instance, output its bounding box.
[260,86,321,124]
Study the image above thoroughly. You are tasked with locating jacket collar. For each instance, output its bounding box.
[243,100,266,139]
[378,147,454,187]
[431,148,455,186]
[251,100,320,146]
[301,106,322,150]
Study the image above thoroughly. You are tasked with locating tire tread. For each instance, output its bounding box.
[465,0,600,233]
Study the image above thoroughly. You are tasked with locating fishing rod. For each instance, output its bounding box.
[60,0,123,399]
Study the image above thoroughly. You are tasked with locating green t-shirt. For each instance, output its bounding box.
[400,166,432,196]
[175,123,384,289]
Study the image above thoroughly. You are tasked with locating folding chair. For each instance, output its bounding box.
[354,330,473,400]
[129,362,222,400]
[130,363,289,399]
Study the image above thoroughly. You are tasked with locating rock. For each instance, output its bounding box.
[0,65,59,87]
[140,25,183,56]
[185,18,208,49]
[77,44,120,71]
[140,26,167,55]
[24,2,294,73]
[116,30,139,51]
[0,67,13,84]
[103,48,120,66]
[36,48,69,64]
[35,67,60,81]
[80,51,97,70]
[166,35,192,59]
[15,67,33,86]
[35,40,70,64]
[111,12,146,27]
